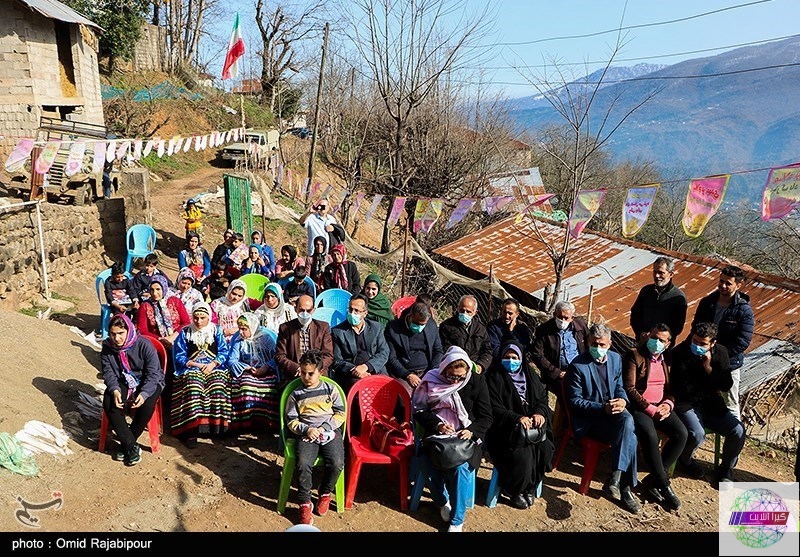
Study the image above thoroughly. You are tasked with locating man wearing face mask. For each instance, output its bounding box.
[622,323,688,511]
[330,294,390,395]
[439,295,493,374]
[531,301,590,399]
[275,294,334,383]
[566,322,641,514]
[385,301,444,395]
[670,321,745,488]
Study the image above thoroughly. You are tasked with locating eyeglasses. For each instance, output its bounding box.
[444,373,467,383]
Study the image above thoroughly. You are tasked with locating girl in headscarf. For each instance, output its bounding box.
[323,243,361,295]
[308,235,330,293]
[485,341,554,510]
[175,267,205,316]
[250,230,276,278]
[361,273,394,329]
[274,244,305,281]
[209,278,251,342]
[412,346,493,532]
[177,232,211,282]
[227,312,280,432]
[240,244,271,277]
[101,313,164,465]
[135,275,190,351]
[253,282,297,334]
[171,302,231,447]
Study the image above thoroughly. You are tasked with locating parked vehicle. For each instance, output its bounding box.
[218,129,279,167]
[288,127,313,139]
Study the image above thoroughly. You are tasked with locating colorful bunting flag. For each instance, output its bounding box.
[64,141,86,177]
[142,139,154,158]
[482,196,514,215]
[622,186,658,238]
[413,198,431,233]
[5,139,34,173]
[92,141,106,174]
[116,140,130,161]
[105,140,116,164]
[364,194,384,224]
[351,192,366,217]
[387,197,407,228]
[156,139,166,158]
[133,139,143,160]
[514,194,556,224]
[761,163,800,220]
[682,175,730,238]
[34,140,61,175]
[446,198,476,229]
[194,135,203,151]
[182,137,192,153]
[568,189,606,239]
[419,198,444,233]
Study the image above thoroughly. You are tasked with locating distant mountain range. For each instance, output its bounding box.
[506,36,800,204]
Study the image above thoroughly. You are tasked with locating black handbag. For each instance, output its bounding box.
[509,423,546,448]
[422,435,477,471]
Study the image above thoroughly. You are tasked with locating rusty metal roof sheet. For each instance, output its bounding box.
[16,0,102,31]
[434,215,800,351]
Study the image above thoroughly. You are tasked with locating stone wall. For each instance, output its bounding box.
[132,23,166,72]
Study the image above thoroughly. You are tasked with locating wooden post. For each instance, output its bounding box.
[401,216,409,297]
[587,284,595,325]
[306,22,329,196]
[487,264,493,319]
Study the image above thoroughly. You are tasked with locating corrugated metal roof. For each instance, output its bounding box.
[16,0,102,31]
[434,214,800,352]
[738,339,800,394]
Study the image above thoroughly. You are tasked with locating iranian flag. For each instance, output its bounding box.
[222,13,245,80]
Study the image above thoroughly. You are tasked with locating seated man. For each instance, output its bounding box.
[531,300,589,398]
[384,301,443,395]
[670,321,745,488]
[275,294,334,382]
[566,322,641,514]
[487,298,532,359]
[438,294,493,374]
[330,294,390,394]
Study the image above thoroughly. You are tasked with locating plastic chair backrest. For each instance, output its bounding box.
[127,224,157,254]
[313,307,345,328]
[279,376,347,451]
[96,268,133,306]
[314,288,351,315]
[239,273,270,301]
[345,374,411,445]
[279,276,317,302]
[142,334,168,372]
[391,295,417,319]
[263,327,278,345]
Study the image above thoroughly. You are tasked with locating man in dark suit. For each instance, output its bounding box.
[331,294,390,394]
[384,301,443,395]
[629,256,688,344]
[275,294,334,380]
[566,322,641,514]
[438,294,493,374]
[531,300,590,398]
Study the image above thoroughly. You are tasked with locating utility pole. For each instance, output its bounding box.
[306,22,329,204]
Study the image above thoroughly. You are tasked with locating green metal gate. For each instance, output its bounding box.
[224,174,253,239]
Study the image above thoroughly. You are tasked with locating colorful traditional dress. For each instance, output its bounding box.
[175,267,206,316]
[253,282,297,334]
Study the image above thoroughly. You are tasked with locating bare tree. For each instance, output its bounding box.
[163,0,220,72]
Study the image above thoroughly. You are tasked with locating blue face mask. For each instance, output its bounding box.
[589,346,608,361]
[690,343,708,356]
[647,338,666,355]
[501,358,521,372]
[346,311,362,326]
[409,322,425,334]
[458,312,472,325]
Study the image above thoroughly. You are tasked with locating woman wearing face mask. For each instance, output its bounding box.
[485,341,554,510]
[622,323,688,512]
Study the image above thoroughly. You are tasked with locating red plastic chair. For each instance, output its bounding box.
[345,375,414,510]
[553,381,611,495]
[98,334,166,454]
[390,295,417,319]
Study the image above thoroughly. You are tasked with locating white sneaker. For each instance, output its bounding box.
[439,502,452,523]
[448,523,463,532]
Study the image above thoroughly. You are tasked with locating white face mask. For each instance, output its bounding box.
[297,311,312,326]
[555,317,570,331]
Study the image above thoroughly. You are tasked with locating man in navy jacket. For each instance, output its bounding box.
[385,301,443,395]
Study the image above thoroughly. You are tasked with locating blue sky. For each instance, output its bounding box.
[214,0,799,99]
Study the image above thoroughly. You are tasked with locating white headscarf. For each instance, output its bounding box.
[220,279,249,310]
[412,346,473,430]
[187,301,217,347]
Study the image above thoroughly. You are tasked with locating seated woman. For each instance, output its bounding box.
[274,244,305,281]
[412,346,493,532]
[254,282,297,334]
[240,244,271,278]
[175,267,206,316]
[227,312,280,433]
[250,230,276,277]
[135,275,190,352]
[307,235,330,293]
[361,273,393,330]
[485,341,554,510]
[101,314,164,466]
[323,243,361,295]
[210,278,251,343]
[171,302,231,447]
[177,232,211,282]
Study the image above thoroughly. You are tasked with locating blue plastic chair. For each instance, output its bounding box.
[125,224,157,273]
[278,276,317,302]
[95,268,132,339]
[313,307,346,328]
[485,466,542,508]
[314,288,351,315]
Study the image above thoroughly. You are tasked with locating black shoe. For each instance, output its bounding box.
[641,475,665,503]
[679,459,704,479]
[508,493,530,510]
[621,487,642,514]
[124,444,141,466]
[523,492,534,507]
[603,476,622,501]
[715,468,734,490]
[661,485,682,511]
[183,437,198,449]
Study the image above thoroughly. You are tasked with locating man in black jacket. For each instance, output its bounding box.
[439,295,493,374]
[531,300,590,397]
[384,301,443,395]
[487,298,533,359]
[629,257,687,344]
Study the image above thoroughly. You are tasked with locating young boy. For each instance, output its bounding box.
[283,265,314,305]
[131,252,173,302]
[224,233,248,279]
[200,261,230,302]
[284,349,345,526]
[104,262,139,316]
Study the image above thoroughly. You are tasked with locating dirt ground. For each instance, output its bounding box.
[0,164,796,537]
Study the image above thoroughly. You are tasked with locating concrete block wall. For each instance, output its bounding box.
[71,25,104,126]
[133,24,166,72]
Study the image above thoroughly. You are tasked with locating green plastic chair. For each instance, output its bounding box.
[276,376,347,515]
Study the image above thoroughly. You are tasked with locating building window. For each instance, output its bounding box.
[54,21,77,97]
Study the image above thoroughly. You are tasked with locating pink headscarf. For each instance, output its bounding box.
[103,313,140,401]
[411,346,473,430]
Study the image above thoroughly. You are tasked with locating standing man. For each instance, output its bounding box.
[275,294,334,381]
[487,298,533,359]
[439,294,493,374]
[531,300,589,398]
[566,322,641,514]
[299,199,338,258]
[629,257,688,344]
[384,301,443,395]
[691,265,754,420]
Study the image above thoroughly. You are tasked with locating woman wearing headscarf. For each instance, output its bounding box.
[135,275,190,351]
[412,346,493,532]
[175,267,205,316]
[323,243,360,295]
[361,273,393,330]
[227,312,280,433]
[253,282,297,334]
[209,278,251,342]
[250,230,276,278]
[177,232,211,282]
[485,341,554,510]
[171,302,231,447]
[308,235,330,293]
[240,244,271,277]
[274,244,305,281]
[101,313,164,466]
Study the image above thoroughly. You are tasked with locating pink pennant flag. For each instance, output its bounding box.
[92,141,106,174]
[515,193,557,224]
[682,175,730,238]
[413,198,431,233]
[761,163,800,221]
[133,139,143,160]
[142,139,154,158]
[482,196,514,215]
[4,139,35,173]
[351,192,366,216]
[387,197,407,228]
[64,141,86,177]
[622,186,658,238]
[568,189,607,239]
[105,140,116,163]
[419,198,444,233]
[34,140,61,175]
[301,178,310,198]
[364,194,384,224]
[446,198,476,229]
